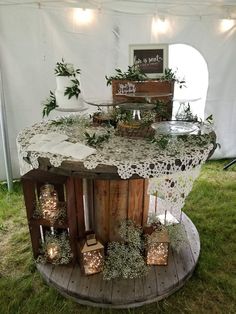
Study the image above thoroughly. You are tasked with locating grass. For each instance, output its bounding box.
[0,160,236,314]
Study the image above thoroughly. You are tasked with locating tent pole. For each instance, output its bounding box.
[0,68,13,191]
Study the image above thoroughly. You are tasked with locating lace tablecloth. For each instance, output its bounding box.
[17,115,215,215]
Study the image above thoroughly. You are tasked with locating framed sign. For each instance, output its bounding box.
[129,44,168,78]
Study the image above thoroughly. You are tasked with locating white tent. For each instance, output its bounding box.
[1,0,236,182]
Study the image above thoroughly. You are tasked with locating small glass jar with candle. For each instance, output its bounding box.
[39,183,59,223]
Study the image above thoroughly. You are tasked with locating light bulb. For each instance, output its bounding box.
[152,16,169,34]
[73,8,94,25]
[220,19,235,32]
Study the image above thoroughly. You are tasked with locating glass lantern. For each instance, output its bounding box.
[46,242,61,263]
[39,184,59,223]
[146,228,170,266]
[80,234,104,275]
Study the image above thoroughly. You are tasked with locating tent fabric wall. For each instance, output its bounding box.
[0,5,236,180]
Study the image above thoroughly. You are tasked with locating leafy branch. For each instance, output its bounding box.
[149,135,170,149]
[84,130,111,148]
[160,68,186,88]
[64,78,81,99]
[54,58,80,77]
[105,65,147,86]
[42,91,58,117]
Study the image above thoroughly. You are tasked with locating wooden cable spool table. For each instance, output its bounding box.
[18,118,215,308]
[23,163,200,308]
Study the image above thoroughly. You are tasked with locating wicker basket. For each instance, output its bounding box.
[116,122,155,138]
[92,113,115,126]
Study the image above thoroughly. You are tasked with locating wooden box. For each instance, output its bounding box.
[22,169,86,264]
[111,79,174,120]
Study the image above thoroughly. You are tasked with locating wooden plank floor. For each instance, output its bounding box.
[37,213,200,308]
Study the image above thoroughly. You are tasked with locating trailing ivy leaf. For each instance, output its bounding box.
[84,131,111,148]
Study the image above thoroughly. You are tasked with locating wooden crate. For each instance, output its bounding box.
[22,169,85,264]
[112,79,174,120]
[88,178,150,243]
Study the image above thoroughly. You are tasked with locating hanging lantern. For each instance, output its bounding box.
[80,233,104,275]
[146,228,170,266]
[39,184,59,223]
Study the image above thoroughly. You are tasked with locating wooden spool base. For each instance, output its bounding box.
[37,213,200,309]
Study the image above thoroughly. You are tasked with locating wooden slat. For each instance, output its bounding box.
[66,177,78,262]
[111,278,135,304]
[134,277,145,302]
[87,273,104,303]
[155,248,179,295]
[22,178,41,258]
[109,180,128,241]
[86,179,94,230]
[50,265,74,292]
[182,214,200,263]
[142,267,158,298]
[29,218,68,229]
[37,263,54,283]
[23,169,67,184]
[100,278,113,303]
[74,177,85,239]
[128,179,144,225]
[22,178,36,220]
[142,179,150,226]
[173,237,196,283]
[67,266,90,298]
[93,180,110,243]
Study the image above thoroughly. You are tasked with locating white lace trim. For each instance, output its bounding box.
[17,116,215,217]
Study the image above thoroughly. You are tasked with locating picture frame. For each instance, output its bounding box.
[129,44,169,78]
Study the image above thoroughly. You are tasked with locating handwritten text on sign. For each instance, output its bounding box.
[133,49,164,74]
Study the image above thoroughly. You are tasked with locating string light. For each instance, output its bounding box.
[152,15,169,35]
[73,8,94,25]
[81,236,104,275]
[220,19,235,32]
[39,184,59,223]
[147,242,169,265]
[83,251,104,274]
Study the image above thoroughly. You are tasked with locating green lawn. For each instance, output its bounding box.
[0,160,235,314]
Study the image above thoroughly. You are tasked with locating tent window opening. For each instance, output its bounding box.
[169,44,209,121]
